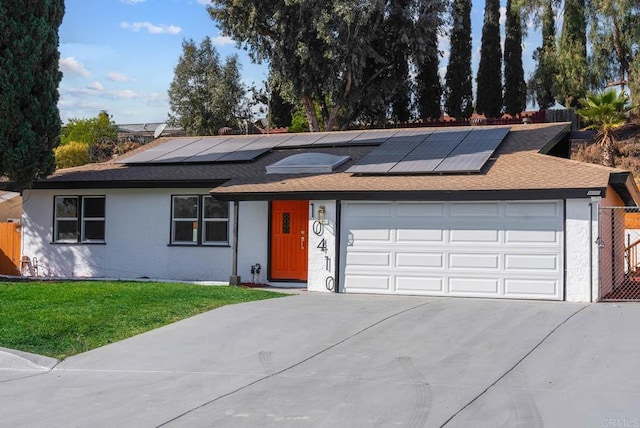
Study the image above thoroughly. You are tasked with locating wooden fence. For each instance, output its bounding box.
[0,222,21,275]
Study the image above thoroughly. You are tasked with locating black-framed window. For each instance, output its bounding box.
[54,196,106,243]
[171,195,229,245]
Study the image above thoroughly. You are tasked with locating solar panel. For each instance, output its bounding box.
[278,133,328,148]
[390,129,435,142]
[346,155,404,173]
[350,129,399,145]
[313,131,363,146]
[348,127,510,175]
[388,139,462,173]
[152,137,232,163]
[117,138,203,164]
[183,136,261,163]
[433,137,503,173]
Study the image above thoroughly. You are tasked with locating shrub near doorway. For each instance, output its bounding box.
[0,281,284,359]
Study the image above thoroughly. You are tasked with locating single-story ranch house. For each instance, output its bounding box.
[21,122,640,302]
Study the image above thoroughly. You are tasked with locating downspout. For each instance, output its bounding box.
[229,200,241,286]
[589,202,593,302]
[334,201,342,293]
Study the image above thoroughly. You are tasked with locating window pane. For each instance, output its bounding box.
[56,197,77,218]
[204,198,228,219]
[173,196,198,218]
[204,221,228,243]
[83,220,105,241]
[174,221,198,242]
[83,197,105,218]
[56,220,77,241]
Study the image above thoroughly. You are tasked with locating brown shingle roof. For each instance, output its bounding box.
[34,123,635,202]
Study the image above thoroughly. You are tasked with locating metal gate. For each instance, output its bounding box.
[599,206,640,301]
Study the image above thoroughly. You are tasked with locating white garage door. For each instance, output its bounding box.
[341,201,564,300]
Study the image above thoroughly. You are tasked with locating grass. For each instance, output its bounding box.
[0,281,285,359]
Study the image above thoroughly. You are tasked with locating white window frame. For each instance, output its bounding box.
[171,195,230,246]
[53,196,106,243]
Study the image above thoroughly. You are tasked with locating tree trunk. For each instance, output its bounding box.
[301,94,320,132]
[602,136,615,167]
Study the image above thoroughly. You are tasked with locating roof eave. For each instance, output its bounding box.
[210,187,608,202]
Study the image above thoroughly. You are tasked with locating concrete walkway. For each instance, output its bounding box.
[1,293,638,427]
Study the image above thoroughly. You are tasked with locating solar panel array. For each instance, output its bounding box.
[347,127,509,174]
[118,127,509,174]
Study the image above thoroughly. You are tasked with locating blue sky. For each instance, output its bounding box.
[58,0,540,125]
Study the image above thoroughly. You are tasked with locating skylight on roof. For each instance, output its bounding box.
[266,153,351,174]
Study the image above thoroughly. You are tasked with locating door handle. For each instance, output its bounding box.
[301,236,305,249]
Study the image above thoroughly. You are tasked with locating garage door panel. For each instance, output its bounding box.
[396,228,444,242]
[450,202,500,217]
[449,253,499,269]
[449,278,499,294]
[450,229,500,243]
[344,275,390,291]
[506,201,561,218]
[505,254,559,271]
[505,229,560,244]
[346,251,391,267]
[396,276,444,293]
[504,279,559,297]
[346,202,393,217]
[342,200,563,300]
[348,228,392,243]
[396,202,445,217]
[396,252,444,268]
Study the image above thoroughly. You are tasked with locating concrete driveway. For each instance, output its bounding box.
[1,293,639,427]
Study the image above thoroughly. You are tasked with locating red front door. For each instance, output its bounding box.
[270,200,308,281]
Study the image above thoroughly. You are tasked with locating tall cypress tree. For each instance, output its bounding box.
[0,0,64,187]
[529,0,557,109]
[415,0,444,121]
[385,0,412,123]
[557,0,588,107]
[444,0,474,120]
[476,0,503,118]
[503,0,526,116]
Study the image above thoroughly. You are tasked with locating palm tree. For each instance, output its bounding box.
[577,89,632,167]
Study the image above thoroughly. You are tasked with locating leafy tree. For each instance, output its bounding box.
[415,0,445,121]
[476,0,503,118]
[0,0,64,188]
[54,142,90,170]
[168,38,246,136]
[503,0,526,116]
[385,0,413,123]
[444,0,474,119]
[60,111,118,146]
[587,0,640,105]
[209,0,389,131]
[60,111,118,163]
[577,89,631,167]
[527,0,558,109]
[556,0,589,107]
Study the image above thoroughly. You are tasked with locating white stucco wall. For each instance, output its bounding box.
[306,200,337,293]
[565,198,598,303]
[236,201,269,284]
[22,188,238,281]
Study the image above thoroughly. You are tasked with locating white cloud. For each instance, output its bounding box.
[107,71,135,82]
[87,81,104,91]
[148,92,167,105]
[59,57,90,77]
[113,90,139,99]
[211,36,234,46]
[197,0,211,5]
[120,21,182,35]
[122,0,146,4]
[499,7,507,25]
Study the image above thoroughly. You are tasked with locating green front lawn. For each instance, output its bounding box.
[0,281,284,359]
